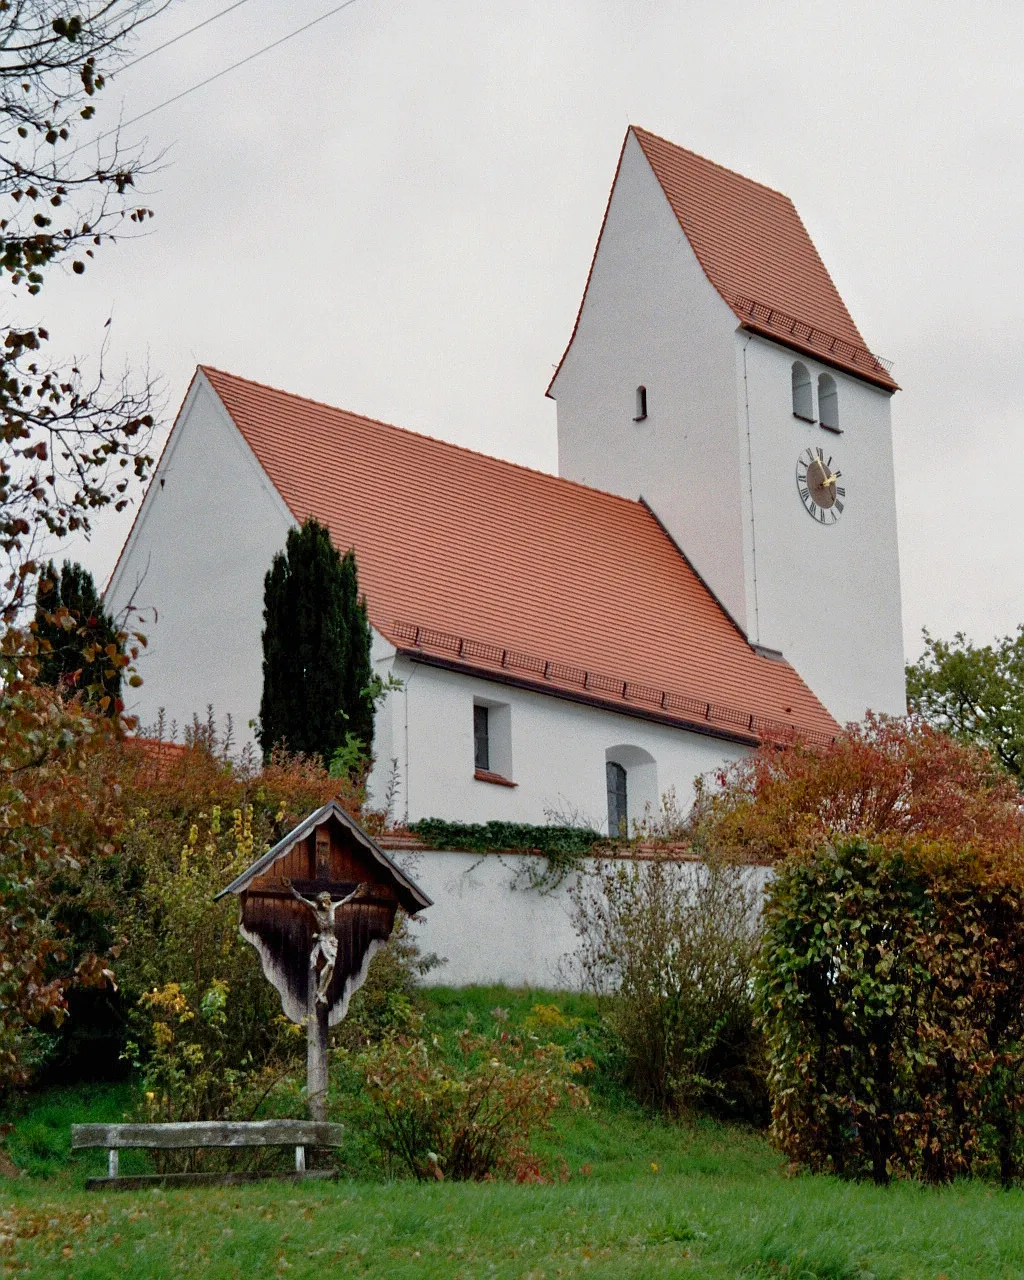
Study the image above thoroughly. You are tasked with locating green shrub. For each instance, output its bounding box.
[757,838,1024,1186]
[339,1021,588,1181]
[569,854,766,1120]
[37,731,355,1083]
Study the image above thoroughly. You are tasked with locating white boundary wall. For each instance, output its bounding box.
[396,849,770,990]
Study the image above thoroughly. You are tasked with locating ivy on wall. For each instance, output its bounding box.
[408,819,603,892]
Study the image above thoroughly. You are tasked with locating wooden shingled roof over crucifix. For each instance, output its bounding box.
[216,800,431,1120]
[216,799,431,1027]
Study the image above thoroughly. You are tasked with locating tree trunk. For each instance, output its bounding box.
[307,970,328,1122]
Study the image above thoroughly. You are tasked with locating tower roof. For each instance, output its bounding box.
[554,127,896,392]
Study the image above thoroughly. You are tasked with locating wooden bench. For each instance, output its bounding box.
[71,1120,345,1190]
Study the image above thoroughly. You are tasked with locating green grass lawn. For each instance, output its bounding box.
[2,987,1023,1279]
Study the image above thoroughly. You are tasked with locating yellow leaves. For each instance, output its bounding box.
[141,982,194,1022]
[152,1021,172,1048]
[232,806,254,860]
[525,1003,579,1032]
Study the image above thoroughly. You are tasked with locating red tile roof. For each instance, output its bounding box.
[553,127,896,393]
[202,367,838,746]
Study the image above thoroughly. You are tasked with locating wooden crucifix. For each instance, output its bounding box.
[216,800,431,1120]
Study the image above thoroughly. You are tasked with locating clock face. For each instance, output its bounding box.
[796,445,845,526]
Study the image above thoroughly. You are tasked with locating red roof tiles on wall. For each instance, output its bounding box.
[552,127,895,393]
[202,367,838,745]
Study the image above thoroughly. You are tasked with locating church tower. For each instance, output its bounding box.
[548,127,904,726]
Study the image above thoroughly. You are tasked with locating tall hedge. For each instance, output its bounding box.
[258,518,374,763]
[757,838,1024,1185]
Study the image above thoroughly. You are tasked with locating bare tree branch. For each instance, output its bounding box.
[0,0,169,619]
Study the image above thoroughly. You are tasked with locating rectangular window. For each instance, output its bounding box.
[474,704,490,772]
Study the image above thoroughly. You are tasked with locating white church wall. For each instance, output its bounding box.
[368,657,748,832]
[399,850,771,990]
[551,130,749,629]
[105,372,294,736]
[735,333,905,722]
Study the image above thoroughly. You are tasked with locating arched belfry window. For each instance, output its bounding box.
[634,385,648,422]
[791,362,813,421]
[606,761,628,838]
[818,373,839,431]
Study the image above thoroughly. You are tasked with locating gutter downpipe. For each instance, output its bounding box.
[741,334,761,645]
[402,659,416,826]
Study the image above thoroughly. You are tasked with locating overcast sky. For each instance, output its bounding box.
[41,0,1024,661]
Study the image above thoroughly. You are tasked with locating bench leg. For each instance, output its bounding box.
[295,1146,306,1173]
[108,1149,119,1179]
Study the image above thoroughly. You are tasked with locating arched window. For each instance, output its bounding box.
[606,761,628,837]
[634,385,648,422]
[791,362,813,421]
[605,746,658,837]
[818,373,839,431]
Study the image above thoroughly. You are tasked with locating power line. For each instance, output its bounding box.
[120,0,257,74]
[89,0,364,152]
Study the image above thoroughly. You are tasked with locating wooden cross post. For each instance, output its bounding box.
[306,826,336,1121]
[307,974,329,1122]
[217,801,432,1127]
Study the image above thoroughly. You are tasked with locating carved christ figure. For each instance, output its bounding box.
[286,880,366,1005]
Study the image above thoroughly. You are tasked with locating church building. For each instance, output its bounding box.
[106,126,904,836]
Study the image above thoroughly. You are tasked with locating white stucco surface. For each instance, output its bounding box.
[550,131,905,725]
[400,850,770,990]
[402,851,580,988]
[550,131,748,628]
[366,656,747,832]
[736,334,905,722]
[105,372,294,736]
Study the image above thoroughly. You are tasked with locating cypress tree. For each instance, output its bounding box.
[258,518,374,763]
[32,561,123,712]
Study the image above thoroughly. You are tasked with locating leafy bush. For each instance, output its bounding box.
[569,854,765,1119]
[692,713,1023,867]
[33,726,359,1084]
[758,838,1024,1186]
[0,637,125,1094]
[340,1021,588,1181]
